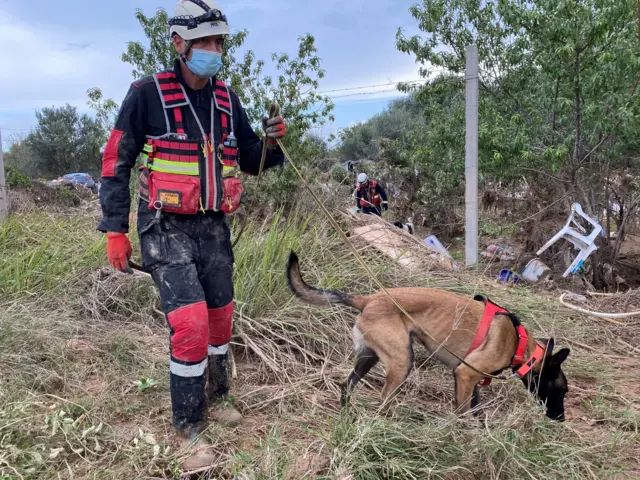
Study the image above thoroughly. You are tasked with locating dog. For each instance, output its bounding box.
[286,251,570,420]
[392,221,414,234]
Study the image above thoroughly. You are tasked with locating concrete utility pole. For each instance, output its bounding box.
[465,45,479,266]
[0,129,8,221]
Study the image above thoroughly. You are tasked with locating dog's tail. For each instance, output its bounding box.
[286,251,367,310]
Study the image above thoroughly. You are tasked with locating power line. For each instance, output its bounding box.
[0,74,452,133]
[316,69,452,95]
[0,73,452,144]
[329,88,403,99]
[318,79,426,94]
[327,138,343,150]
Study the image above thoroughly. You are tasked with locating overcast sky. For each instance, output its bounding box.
[0,0,425,147]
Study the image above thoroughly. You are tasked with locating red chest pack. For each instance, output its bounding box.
[357,181,381,207]
[139,71,242,215]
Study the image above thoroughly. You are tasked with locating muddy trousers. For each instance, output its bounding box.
[138,208,234,435]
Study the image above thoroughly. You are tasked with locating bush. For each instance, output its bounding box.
[331,165,349,184]
[5,165,31,189]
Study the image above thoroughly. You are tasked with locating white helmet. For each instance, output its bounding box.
[357,173,368,184]
[169,0,230,41]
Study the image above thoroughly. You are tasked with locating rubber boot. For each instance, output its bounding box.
[169,366,213,469]
[207,352,243,426]
[170,373,207,432]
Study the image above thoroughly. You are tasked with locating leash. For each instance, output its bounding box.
[357,198,384,210]
[124,101,532,383]
[272,132,521,382]
[257,103,281,185]
[128,259,148,274]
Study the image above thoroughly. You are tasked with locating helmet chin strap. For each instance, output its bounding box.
[180,40,193,64]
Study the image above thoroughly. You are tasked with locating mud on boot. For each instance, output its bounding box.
[209,395,243,425]
[173,428,217,472]
[207,350,243,425]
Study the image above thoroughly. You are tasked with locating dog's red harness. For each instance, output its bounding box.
[467,295,545,386]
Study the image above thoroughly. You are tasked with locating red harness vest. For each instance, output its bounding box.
[357,181,382,207]
[467,295,544,386]
[139,71,242,215]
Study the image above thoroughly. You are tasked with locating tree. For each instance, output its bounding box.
[87,88,119,133]
[337,0,640,246]
[338,95,427,162]
[395,0,640,209]
[338,122,376,161]
[24,105,105,178]
[4,134,41,179]
[389,0,640,284]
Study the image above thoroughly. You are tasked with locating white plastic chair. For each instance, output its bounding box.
[536,203,602,277]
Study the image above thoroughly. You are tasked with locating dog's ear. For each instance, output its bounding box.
[549,348,570,366]
[541,337,555,355]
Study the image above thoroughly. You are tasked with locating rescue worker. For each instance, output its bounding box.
[356,173,388,216]
[97,0,286,469]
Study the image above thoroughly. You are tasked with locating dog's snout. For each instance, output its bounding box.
[547,412,565,421]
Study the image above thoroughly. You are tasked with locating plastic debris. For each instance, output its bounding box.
[537,203,602,277]
[424,235,453,259]
[497,269,520,285]
[521,258,551,282]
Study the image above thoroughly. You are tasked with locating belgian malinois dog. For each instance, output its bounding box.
[286,252,570,420]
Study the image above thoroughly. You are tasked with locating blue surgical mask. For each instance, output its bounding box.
[185,48,223,78]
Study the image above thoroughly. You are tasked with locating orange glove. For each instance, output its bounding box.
[106,232,132,273]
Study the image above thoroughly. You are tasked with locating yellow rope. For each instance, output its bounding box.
[257,103,281,185]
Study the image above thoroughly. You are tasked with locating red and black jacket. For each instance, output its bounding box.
[356,181,388,210]
[98,59,284,233]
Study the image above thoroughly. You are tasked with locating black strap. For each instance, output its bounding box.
[169,1,228,29]
[477,294,521,328]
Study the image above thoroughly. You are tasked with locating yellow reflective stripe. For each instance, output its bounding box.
[143,144,153,153]
[150,158,199,175]
[222,165,236,176]
[150,165,199,175]
[154,154,200,163]
[153,158,199,171]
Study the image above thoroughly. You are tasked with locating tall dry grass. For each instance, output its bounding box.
[0,199,638,479]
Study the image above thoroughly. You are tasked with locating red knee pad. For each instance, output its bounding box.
[167,301,209,362]
[208,300,234,346]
